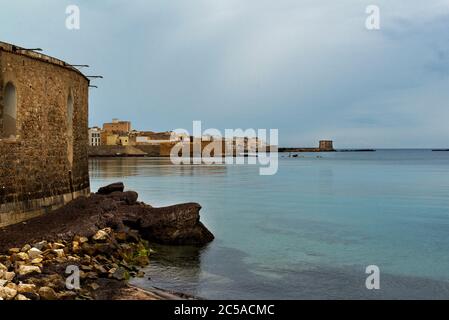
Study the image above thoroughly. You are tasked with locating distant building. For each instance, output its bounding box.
[319,140,334,151]
[233,137,262,151]
[98,132,130,146]
[103,118,131,133]
[135,131,176,144]
[105,133,119,146]
[88,127,102,146]
[118,136,129,146]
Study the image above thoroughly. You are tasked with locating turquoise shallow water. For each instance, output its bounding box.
[89,150,449,299]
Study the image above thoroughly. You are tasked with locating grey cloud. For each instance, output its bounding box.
[1,0,448,147]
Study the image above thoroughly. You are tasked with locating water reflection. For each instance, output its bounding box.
[89,157,228,179]
[131,242,449,299]
[129,244,205,296]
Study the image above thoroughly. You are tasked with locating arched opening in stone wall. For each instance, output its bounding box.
[67,92,74,167]
[2,82,17,139]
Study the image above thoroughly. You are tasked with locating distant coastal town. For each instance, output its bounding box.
[88,118,186,148]
[88,119,267,157]
[88,119,385,159]
[88,119,356,157]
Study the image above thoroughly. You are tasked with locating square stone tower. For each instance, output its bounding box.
[319,140,334,151]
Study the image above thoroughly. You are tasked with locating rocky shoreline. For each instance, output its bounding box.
[0,183,214,300]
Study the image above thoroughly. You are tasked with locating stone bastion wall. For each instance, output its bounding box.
[0,42,90,227]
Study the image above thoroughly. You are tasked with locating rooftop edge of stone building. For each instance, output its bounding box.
[0,41,89,82]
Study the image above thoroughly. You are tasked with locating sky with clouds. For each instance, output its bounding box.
[1,0,449,148]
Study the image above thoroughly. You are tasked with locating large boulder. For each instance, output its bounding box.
[97,182,125,195]
[109,191,139,205]
[122,203,215,245]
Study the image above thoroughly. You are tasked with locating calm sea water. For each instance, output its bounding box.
[89,150,449,299]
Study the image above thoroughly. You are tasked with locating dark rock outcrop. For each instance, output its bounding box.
[109,191,139,205]
[0,185,214,252]
[97,182,125,195]
[122,203,214,245]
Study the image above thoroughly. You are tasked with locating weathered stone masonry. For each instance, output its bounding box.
[0,42,90,227]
